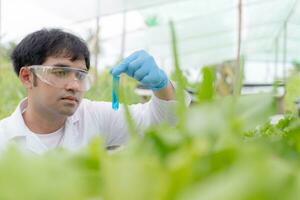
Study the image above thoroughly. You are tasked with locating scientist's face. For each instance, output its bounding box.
[26,56,88,117]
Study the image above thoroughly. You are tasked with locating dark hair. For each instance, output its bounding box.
[11,28,90,75]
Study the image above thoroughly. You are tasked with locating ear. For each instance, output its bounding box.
[19,67,34,89]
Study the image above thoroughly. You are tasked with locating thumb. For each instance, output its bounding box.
[110,51,140,76]
[111,62,128,76]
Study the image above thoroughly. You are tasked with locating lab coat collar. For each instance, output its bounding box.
[6,98,81,154]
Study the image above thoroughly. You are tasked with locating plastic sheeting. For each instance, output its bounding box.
[4,0,300,80]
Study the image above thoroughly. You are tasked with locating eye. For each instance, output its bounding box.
[51,68,69,77]
[75,71,86,80]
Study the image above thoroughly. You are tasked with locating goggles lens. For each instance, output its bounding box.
[28,65,92,91]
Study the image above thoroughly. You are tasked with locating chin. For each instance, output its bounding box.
[58,101,80,116]
[59,107,78,116]
[64,111,76,116]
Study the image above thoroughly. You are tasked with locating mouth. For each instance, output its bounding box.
[61,96,79,103]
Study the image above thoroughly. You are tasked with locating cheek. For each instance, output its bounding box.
[34,85,60,103]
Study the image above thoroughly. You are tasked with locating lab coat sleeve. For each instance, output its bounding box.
[86,91,191,147]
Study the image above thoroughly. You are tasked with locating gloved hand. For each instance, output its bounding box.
[110,50,169,91]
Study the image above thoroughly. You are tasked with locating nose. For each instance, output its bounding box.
[64,72,85,91]
[65,80,82,91]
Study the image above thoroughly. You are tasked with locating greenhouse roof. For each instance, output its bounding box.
[7,0,300,74]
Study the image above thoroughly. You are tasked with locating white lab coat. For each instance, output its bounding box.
[0,94,191,154]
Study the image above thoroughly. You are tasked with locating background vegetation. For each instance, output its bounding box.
[1,32,300,200]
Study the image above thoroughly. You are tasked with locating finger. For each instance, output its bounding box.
[110,62,127,76]
[133,64,150,81]
[127,54,148,77]
[111,52,139,76]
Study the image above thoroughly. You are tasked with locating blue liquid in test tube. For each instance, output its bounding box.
[112,75,120,110]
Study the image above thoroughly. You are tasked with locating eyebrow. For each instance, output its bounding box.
[53,64,87,71]
[53,64,70,68]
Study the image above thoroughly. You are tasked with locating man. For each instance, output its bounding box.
[0,29,191,154]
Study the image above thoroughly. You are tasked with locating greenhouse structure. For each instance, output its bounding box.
[0,0,300,200]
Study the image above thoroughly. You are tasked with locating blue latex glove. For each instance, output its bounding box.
[110,50,168,91]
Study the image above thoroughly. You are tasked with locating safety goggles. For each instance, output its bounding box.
[28,65,92,91]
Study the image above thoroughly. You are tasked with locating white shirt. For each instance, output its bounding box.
[21,107,65,150]
[35,127,64,150]
[0,94,191,154]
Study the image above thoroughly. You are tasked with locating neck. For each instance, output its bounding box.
[22,100,66,134]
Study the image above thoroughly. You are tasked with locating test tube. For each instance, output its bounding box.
[112,75,120,110]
